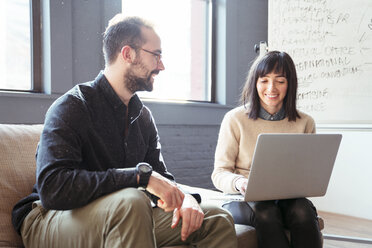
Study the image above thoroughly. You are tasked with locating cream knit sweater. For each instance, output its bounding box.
[212,106,316,194]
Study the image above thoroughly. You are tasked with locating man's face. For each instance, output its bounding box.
[125,27,165,93]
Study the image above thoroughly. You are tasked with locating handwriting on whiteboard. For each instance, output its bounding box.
[269,0,372,123]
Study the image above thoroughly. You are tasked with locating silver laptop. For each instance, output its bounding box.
[243,133,342,202]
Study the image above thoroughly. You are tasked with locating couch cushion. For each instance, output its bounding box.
[0,124,43,247]
[235,224,258,248]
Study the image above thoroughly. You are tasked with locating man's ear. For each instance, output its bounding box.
[120,45,136,63]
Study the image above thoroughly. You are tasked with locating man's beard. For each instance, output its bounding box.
[125,61,159,93]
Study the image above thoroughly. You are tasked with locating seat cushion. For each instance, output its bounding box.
[0,124,43,247]
[235,224,258,248]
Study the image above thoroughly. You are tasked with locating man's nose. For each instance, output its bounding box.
[157,60,165,71]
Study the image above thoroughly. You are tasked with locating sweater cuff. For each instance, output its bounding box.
[232,175,246,193]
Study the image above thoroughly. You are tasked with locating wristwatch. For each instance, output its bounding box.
[136,162,153,188]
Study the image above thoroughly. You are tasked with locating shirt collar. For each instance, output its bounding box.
[96,71,144,120]
[127,93,143,124]
[259,106,286,121]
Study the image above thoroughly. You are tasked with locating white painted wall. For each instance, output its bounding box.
[310,126,372,220]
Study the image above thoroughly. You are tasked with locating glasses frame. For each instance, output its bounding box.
[140,48,162,64]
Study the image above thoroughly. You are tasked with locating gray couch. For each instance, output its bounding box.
[0,124,323,248]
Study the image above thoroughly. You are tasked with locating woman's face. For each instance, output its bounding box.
[256,72,288,115]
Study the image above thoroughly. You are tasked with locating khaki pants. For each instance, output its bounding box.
[21,188,237,248]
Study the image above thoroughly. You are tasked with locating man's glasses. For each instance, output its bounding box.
[140,48,162,64]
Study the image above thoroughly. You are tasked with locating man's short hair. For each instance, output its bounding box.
[103,14,154,65]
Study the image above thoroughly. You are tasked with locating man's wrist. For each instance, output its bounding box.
[136,162,153,188]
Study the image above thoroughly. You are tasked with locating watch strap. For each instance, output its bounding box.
[138,170,151,187]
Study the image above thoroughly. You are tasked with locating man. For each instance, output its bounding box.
[12,15,237,248]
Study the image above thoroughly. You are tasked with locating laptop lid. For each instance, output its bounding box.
[244,133,342,202]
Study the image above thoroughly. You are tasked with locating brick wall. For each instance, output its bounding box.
[157,124,220,190]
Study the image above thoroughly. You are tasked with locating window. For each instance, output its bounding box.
[0,0,32,91]
[122,0,213,102]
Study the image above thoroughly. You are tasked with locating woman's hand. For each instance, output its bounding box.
[235,177,248,195]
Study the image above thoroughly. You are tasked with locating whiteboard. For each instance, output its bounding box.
[268,0,372,124]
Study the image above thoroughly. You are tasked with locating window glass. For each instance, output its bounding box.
[122,0,212,102]
[0,0,31,91]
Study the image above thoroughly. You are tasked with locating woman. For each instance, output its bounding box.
[212,51,322,248]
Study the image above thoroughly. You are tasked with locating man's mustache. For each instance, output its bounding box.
[151,70,160,76]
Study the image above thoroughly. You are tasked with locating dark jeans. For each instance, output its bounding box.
[222,198,322,248]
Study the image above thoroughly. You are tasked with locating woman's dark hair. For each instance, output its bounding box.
[103,15,153,65]
[240,51,300,121]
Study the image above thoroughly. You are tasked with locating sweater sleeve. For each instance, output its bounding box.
[304,114,316,134]
[212,111,245,194]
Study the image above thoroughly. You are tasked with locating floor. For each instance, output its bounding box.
[319,211,372,248]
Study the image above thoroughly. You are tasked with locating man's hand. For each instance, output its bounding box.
[171,194,204,241]
[235,177,248,195]
[146,171,184,212]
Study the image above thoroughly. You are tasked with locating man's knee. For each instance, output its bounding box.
[106,188,152,217]
[99,189,156,247]
[202,204,235,229]
[191,204,237,247]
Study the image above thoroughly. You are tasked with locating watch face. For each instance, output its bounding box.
[139,163,152,173]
